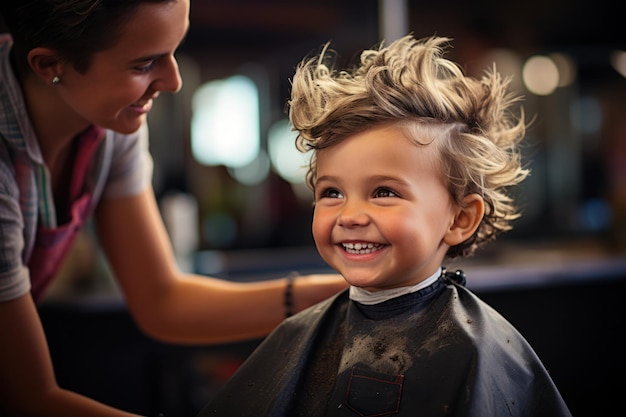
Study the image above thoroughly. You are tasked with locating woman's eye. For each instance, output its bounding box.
[135,61,156,73]
[374,187,397,198]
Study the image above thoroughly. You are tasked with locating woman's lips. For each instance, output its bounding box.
[128,99,153,114]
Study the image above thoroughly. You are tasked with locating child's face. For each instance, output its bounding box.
[312,124,459,291]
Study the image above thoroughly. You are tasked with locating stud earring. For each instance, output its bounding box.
[52,76,60,85]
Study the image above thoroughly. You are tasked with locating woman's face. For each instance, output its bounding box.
[54,0,189,134]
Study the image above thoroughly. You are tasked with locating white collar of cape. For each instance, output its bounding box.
[349,267,442,305]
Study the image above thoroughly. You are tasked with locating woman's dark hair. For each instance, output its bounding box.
[0,0,175,74]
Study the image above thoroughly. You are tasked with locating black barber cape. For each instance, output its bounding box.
[198,275,572,417]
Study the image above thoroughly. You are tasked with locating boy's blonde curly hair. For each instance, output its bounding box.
[288,35,529,259]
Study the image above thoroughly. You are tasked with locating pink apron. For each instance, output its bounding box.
[29,127,103,303]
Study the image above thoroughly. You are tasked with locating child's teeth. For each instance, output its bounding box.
[343,242,381,254]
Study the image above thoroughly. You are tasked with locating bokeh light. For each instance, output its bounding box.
[191,75,260,168]
[523,55,560,96]
[268,119,311,184]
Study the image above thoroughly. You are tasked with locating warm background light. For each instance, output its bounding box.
[523,55,560,96]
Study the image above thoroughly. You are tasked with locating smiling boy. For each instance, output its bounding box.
[198,35,572,417]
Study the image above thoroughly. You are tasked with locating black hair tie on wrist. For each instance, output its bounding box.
[284,272,297,318]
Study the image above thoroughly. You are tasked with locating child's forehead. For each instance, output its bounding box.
[324,121,441,150]
[317,126,439,167]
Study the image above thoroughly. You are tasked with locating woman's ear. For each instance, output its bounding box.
[27,47,63,84]
[443,194,485,246]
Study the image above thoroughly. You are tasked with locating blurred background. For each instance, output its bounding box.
[153,0,625,258]
[31,0,625,416]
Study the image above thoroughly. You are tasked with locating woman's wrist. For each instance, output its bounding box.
[283,273,347,318]
[284,272,298,318]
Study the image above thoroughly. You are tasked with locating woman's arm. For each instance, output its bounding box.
[94,187,346,344]
[0,294,142,416]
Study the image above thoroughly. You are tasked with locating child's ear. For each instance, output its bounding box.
[27,47,64,84]
[443,194,485,246]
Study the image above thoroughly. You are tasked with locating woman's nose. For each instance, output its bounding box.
[156,55,183,93]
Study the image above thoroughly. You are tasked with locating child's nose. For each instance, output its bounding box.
[337,200,370,228]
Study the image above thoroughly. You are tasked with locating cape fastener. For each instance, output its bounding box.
[441,268,466,286]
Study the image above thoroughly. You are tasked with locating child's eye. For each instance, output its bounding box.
[374,187,398,198]
[318,188,343,199]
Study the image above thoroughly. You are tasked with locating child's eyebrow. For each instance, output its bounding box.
[370,175,405,183]
[315,175,336,184]
[315,175,408,186]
